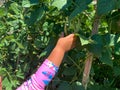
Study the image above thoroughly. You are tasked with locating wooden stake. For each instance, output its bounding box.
[82,13,100,89]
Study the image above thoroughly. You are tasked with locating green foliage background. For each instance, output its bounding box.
[0,0,120,90]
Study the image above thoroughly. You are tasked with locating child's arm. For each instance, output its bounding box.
[48,34,76,67]
[16,34,76,90]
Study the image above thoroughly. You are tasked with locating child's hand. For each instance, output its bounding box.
[56,34,76,52]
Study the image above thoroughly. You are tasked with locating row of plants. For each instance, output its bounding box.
[0,0,120,89]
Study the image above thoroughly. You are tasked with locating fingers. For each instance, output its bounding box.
[67,34,76,49]
[72,36,77,49]
[66,34,75,38]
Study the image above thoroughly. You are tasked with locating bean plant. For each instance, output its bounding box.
[0,0,120,90]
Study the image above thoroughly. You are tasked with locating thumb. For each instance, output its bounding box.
[66,34,75,38]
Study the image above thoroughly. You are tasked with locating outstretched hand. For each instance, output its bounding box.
[47,33,76,67]
[56,34,76,52]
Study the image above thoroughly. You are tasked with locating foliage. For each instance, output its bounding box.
[0,0,120,90]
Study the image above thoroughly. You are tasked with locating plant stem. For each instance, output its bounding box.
[82,4,100,89]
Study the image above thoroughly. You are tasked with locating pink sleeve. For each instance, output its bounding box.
[16,59,59,90]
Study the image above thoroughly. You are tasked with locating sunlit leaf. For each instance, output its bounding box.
[52,0,67,10]
[75,34,91,46]
[71,82,84,90]
[22,0,30,7]
[10,2,20,15]
[0,7,7,17]
[2,77,12,90]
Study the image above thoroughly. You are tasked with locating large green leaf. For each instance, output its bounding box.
[87,34,103,57]
[27,7,45,25]
[99,46,113,67]
[69,0,92,20]
[52,0,67,10]
[88,44,103,57]
[97,0,115,15]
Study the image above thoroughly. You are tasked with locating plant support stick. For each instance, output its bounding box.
[82,14,100,89]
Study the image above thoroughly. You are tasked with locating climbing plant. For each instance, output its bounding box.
[0,0,120,90]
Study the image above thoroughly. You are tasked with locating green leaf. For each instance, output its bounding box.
[88,44,103,57]
[0,68,7,76]
[2,77,13,90]
[99,46,113,67]
[11,39,24,49]
[22,0,30,7]
[88,85,117,90]
[0,21,6,29]
[75,34,91,46]
[97,0,115,15]
[27,7,45,25]
[15,42,24,49]
[52,0,67,10]
[103,34,120,46]
[114,42,120,55]
[62,67,76,76]
[10,2,20,15]
[71,82,84,90]
[16,70,24,79]
[88,85,100,90]
[39,51,47,58]
[113,66,120,76]
[87,34,103,57]
[117,37,120,43]
[116,0,120,9]
[103,34,114,46]
[69,0,92,20]
[58,82,72,90]
[30,0,39,6]
[39,38,56,58]
[61,0,72,10]
[22,0,39,7]
[0,7,7,17]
